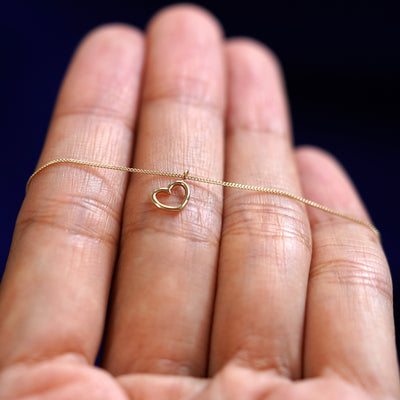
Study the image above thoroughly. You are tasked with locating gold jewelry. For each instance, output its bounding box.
[151,180,190,211]
[26,158,379,236]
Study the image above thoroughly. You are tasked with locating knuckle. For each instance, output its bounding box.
[127,355,199,376]
[123,219,218,246]
[18,175,122,246]
[142,73,223,117]
[310,249,393,303]
[53,103,133,133]
[223,193,311,252]
[225,334,294,378]
[215,363,288,398]
[122,194,222,247]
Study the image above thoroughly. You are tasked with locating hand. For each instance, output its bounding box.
[0,5,398,399]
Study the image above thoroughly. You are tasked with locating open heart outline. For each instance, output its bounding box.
[151,181,190,211]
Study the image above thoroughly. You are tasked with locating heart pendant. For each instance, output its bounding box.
[151,181,190,211]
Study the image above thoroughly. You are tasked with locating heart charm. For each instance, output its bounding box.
[151,181,190,211]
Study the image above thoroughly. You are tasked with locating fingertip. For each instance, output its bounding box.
[296,145,354,192]
[78,23,144,51]
[226,37,282,74]
[54,23,145,123]
[146,3,224,40]
[296,145,342,172]
[295,145,371,224]
[224,36,289,137]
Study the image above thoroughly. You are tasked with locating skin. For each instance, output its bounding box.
[0,4,398,399]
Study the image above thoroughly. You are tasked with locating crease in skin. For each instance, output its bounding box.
[141,75,223,116]
[309,258,392,300]
[310,236,392,303]
[123,223,220,247]
[124,194,221,244]
[52,105,135,133]
[223,199,311,251]
[16,190,121,247]
[0,354,129,399]
[137,101,224,175]
[46,115,134,172]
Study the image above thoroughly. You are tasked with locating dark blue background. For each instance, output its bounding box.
[1,1,399,358]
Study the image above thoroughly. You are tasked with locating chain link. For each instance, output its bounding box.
[26,158,379,236]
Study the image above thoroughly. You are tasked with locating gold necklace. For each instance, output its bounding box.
[27,158,379,236]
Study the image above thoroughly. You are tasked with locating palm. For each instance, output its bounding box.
[0,4,398,400]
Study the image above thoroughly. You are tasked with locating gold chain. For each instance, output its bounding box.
[26,158,379,236]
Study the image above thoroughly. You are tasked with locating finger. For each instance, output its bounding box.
[117,374,206,400]
[297,147,400,398]
[0,26,144,367]
[102,5,225,376]
[209,39,312,378]
[267,377,374,400]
